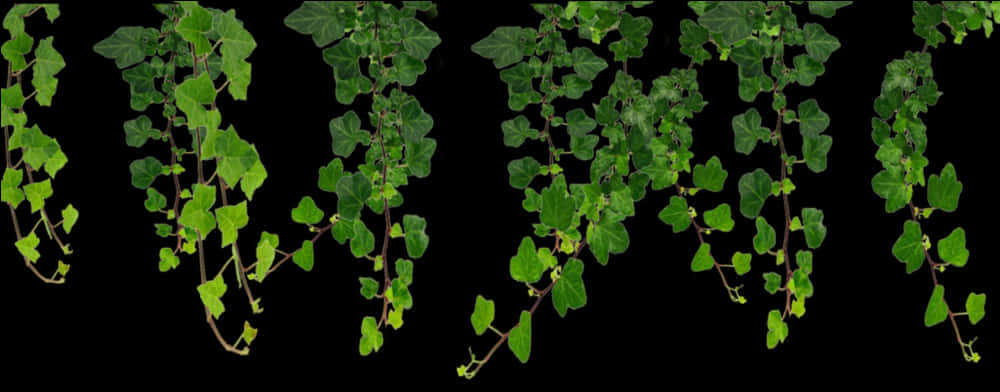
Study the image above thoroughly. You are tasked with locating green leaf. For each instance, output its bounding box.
[927,163,962,212]
[704,204,735,232]
[336,172,372,221]
[390,278,413,310]
[394,53,426,86]
[507,157,540,189]
[692,156,727,192]
[329,111,369,157]
[217,10,256,100]
[175,73,216,129]
[291,196,324,225]
[20,125,59,170]
[388,308,404,330]
[893,220,924,274]
[178,184,217,240]
[796,250,814,275]
[215,201,249,248]
[733,252,751,276]
[401,17,440,61]
[587,219,628,265]
[507,311,532,363]
[797,99,830,138]
[807,1,851,18]
[738,169,772,219]
[2,32,33,72]
[241,159,267,201]
[1,168,25,208]
[144,188,167,212]
[22,179,52,213]
[61,204,79,234]
[176,3,212,56]
[552,258,587,318]
[658,196,690,233]
[359,277,379,300]
[403,215,429,259]
[572,47,608,80]
[510,236,543,283]
[159,247,180,272]
[566,108,596,137]
[471,295,496,336]
[93,26,158,69]
[197,275,227,319]
[501,115,538,148]
[283,2,346,47]
[792,269,813,298]
[31,37,65,106]
[801,208,827,249]
[803,23,841,62]
[924,285,948,327]
[401,100,433,142]
[396,259,413,286]
[698,1,751,44]
[937,227,968,267]
[15,231,40,263]
[691,243,714,272]
[254,231,280,281]
[318,158,345,193]
[124,115,161,148]
[802,134,832,173]
[872,169,909,213]
[241,321,258,346]
[766,309,788,348]
[350,220,375,258]
[732,108,768,155]
[359,316,384,356]
[541,174,574,231]
[763,272,782,294]
[404,137,436,179]
[966,293,986,325]
[472,26,526,68]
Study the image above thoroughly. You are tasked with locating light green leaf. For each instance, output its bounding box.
[658,196,690,233]
[318,158,345,192]
[692,156,727,192]
[22,179,52,213]
[31,37,65,106]
[197,275,227,319]
[766,309,788,348]
[178,184,216,240]
[359,277,379,300]
[291,196,324,225]
[763,272,782,295]
[937,227,968,267]
[215,202,249,248]
[175,73,216,129]
[1,168,25,208]
[552,258,587,317]
[144,188,167,212]
[733,252,751,276]
[359,316,384,356]
[240,159,267,201]
[254,231,280,282]
[704,204,735,232]
[15,231,40,263]
[510,236,543,284]
[893,220,924,274]
[691,243,714,272]
[159,247,180,272]
[966,293,986,325]
[507,311,532,363]
[291,240,314,272]
[738,169,772,218]
[61,204,79,234]
[396,259,413,286]
[924,285,948,327]
[176,3,212,56]
[403,214,429,259]
[801,208,827,249]
[471,295,495,336]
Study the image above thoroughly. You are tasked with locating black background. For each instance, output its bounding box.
[4,1,997,386]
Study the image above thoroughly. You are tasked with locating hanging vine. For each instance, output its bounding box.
[3,3,75,284]
[870,1,994,363]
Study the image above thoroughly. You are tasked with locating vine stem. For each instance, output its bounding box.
[217,175,255,308]
[673,183,733,295]
[775,108,794,319]
[268,223,333,274]
[374,110,394,328]
[908,201,966,355]
[196,230,248,355]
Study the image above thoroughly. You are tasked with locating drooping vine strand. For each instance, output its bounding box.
[284,1,439,356]
[688,1,848,349]
[870,1,994,363]
[461,2,674,379]
[2,4,76,285]
[94,2,273,355]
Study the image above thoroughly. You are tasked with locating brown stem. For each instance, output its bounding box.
[217,175,255,308]
[775,109,795,318]
[267,223,334,274]
[197,231,247,355]
[673,184,733,296]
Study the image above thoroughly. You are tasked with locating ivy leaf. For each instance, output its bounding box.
[966,293,986,325]
[401,18,440,61]
[802,134,832,173]
[1,84,25,109]
[937,227,968,267]
[144,188,167,212]
[507,157,540,189]
[924,285,948,327]
[552,258,587,318]
[691,243,714,272]
[698,1,751,44]
[318,158,345,193]
[571,47,608,80]
[763,272,782,295]
[359,277,379,300]
[798,99,830,138]
[738,169,772,219]
[507,311,532,363]
[403,214,429,259]
[541,175,574,231]
[291,196,324,225]
[197,275,227,319]
[217,10,257,100]
[215,201,249,248]
[61,204,79,234]
[124,115,161,148]
[801,208,827,249]
[175,73,216,129]
[336,172,371,221]
[872,169,909,213]
[390,279,413,310]
[733,252,752,276]
[704,204,735,232]
[732,108,768,155]
[796,250,814,275]
[501,115,538,148]
[658,196,690,233]
[803,23,842,62]
[241,160,267,201]
[283,2,346,47]
[178,184,217,240]
[396,259,413,285]
[293,240,314,272]
[93,26,158,69]
[566,108,596,138]
[31,37,65,106]
[254,231,280,282]
[807,1,852,18]
[15,231,40,263]
[692,156,727,192]
[158,247,180,272]
[587,219,628,265]
[405,137,436,179]
[22,179,52,213]
[510,236,543,284]
[401,100,434,142]
[927,163,962,212]
[349,220,374,258]
[766,309,788,349]
[2,168,25,208]
[893,220,924,274]
[329,111,369,157]
[471,295,496,336]
[472,26,526,68]
[176,4,213,56]
[754,217,776,255]
[359,316,384,356]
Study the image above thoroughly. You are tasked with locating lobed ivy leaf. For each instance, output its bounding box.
[2,168,25,208]
[61,204,79,234]
[318,158,345,193]
[704,203,735,232]
[732,108,769,155]
[692,156,727,192]
[801,208,827,249]
[197,275,227,319]
[144,188,167,212]
[471,295,496,336]
[872,169,909,213]
[510,236,543,284]
[937,227,968,267]
[22,179,52,213]
[215,201,249,247]
[658,196,690,233]
[507,157,540,190]
[31,37,65,106]
[738,169,772,219]
[892,220,924,274]
[291,196,324,225]
[329,111,370,157]
[359,316,384,356]
[540,175,574,231]
[359,277,379,300]
[966,293,986,325]
[733,252,752,276]
[283,2,347,47]
[698,1,752,45]
[403,214,429,259]
[335,172,372,221]
[924,285,948,327]
[797,99,830,138]
[587,219,628,266]
[691,243,714,272]
[803,23,842,62]
[501,115,538,148]
[15,231,40,263]
[552,258,587,317]
[807,1,852,18]
[472,26,527,69]
[802,134,832,173]
[927,163,962,212]
[93,26,158,69]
